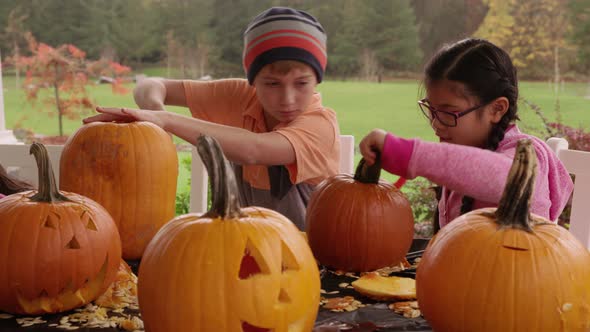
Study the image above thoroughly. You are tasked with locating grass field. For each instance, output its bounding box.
[3,74,590,195]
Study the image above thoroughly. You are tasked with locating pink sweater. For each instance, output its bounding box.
[382,124,574,228]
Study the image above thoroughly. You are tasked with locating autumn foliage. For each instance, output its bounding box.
[10,33,131,135]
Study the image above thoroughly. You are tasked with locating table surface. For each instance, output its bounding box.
[0,239,432,332]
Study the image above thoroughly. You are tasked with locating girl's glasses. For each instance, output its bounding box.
[418,99,485,127]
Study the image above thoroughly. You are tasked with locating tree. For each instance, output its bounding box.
[18,0,90,52]
[568,0,590,74]
[209,0,272,77]
[1,6,28,89]
[11,34,130,136]
[296,0,422,79]
[475,0,515,48]
[477,0,574,80]
[413,0,488,60]
[156,0,215,78]
[357,0,422,74]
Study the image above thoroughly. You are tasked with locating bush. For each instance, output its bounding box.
[523,98,590,229]
[175,155,192,215]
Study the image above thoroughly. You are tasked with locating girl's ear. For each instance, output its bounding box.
[489,97,509,123]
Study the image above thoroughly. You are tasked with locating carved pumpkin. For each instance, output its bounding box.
[306,156,414,272]
[59,121,178,259]
[138,136,320,332]
[0,143,121,315]
[416,140,590,331]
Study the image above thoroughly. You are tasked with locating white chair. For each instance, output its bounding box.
[547,137,590,249]
[0,144,64,188]
[189,134,356,213]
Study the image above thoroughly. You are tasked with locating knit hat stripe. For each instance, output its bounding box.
[245,30,326,62]
[245,14,325,35]
[243,7,327,84]
[244,36,327,71]
[245,20,326,48]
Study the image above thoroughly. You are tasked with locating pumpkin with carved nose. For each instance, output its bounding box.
[0,143,122,315]
[138,136,320,332]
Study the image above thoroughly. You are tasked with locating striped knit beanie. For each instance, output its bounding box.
[243,7,327,84]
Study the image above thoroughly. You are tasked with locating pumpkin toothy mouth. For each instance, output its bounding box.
[15,256,110,315]
[242,321,272,332]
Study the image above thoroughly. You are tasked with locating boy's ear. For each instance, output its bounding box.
[489,97,509,123]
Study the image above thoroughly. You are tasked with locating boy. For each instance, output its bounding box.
[84,7,341,230]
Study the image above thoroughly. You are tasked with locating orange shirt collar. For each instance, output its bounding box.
[242,92,323,131]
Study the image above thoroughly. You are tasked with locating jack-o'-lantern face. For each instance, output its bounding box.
[138,136,320,332]
[0,143,122,315]
[232,217,319,332]
[138,208,320,332]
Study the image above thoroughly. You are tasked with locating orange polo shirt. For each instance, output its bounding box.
[182,78,340,190]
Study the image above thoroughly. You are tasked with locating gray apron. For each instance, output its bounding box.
[232,164,314,230]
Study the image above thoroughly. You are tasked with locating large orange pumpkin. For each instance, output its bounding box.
[416,139,590,331]
[306,156,414,272]
[138,136,320,332]
[0,143,122,315]
[59,121,178,259]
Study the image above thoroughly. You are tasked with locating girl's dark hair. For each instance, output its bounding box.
[425,38,520,231]
[0,164,34,195]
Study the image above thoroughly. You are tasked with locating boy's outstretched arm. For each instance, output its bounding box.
[133,78,187,110]
[84,107,296,167]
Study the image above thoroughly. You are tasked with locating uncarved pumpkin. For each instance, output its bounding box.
[138,136,320,332]
[59,121,178,259]
[416,139,590,332]
[306,155,414,272]
[0,143,122,315]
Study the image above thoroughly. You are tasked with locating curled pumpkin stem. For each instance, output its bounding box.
[196,135,245,219]
[29,142,70,203]
[495,139,537,232]
[354,150,382,184]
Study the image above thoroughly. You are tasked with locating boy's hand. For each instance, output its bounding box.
[359,129,387,166]
[83,107,168,130]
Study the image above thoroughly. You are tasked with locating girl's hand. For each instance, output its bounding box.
[83,107,168,129]
[359,129,387,165]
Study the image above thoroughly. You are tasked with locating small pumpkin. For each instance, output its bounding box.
[0,143,122,315]
[59,121,178,259]
[306,155,414,272]
[138,136,320,332]
[416,139,590,331]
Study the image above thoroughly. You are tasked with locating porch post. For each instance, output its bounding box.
[0,50,20,143]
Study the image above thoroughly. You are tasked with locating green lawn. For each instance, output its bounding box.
[3,75,590,196]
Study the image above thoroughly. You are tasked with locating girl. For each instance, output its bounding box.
[359,38,573,229]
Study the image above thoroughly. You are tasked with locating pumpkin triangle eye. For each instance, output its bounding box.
[43,213,59,229]
[239,239,271,279]
[281,242,300,272]
[81,211,98,231]
[86,219,98,231]
[66,236,81,249]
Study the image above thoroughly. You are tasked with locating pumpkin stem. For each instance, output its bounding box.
[197,135,245,219]
[29,142,70,203]
[495,139,537,231]
[354,150,382,184]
